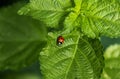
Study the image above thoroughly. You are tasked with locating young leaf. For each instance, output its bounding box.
[39,31,104,79]
[64,0,120,38]
[79,0,120,38]
[0,2,47,70]
[101,44,120,79]
[18,0,73,27]
[19,0,120,38]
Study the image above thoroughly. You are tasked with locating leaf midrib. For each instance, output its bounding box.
[64,35,80,79]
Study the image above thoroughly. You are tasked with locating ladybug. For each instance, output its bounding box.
[57,36,64,45]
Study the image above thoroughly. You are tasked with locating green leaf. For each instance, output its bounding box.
[39,31,104,79]
[63,0,82,31]
[64,0,120,38]
[101,44,120,79]
[79,0,120,38]
[0,2,47,70]
[18,0,73,27]
[19,0,120,38]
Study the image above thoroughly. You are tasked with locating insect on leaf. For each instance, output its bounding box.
[39,31,104,79]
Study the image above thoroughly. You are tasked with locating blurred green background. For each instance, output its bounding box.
[0,0,42,79]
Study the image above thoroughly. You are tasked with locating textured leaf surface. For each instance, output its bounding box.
[18,0,73,27]
[39,31,104,79]
[101,44,120,79]
[19,0,120,38]
[79,0,120,38]
[64,0,120,38]
[0,3,47,70]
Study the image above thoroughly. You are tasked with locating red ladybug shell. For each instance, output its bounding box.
[57,36,64,45]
